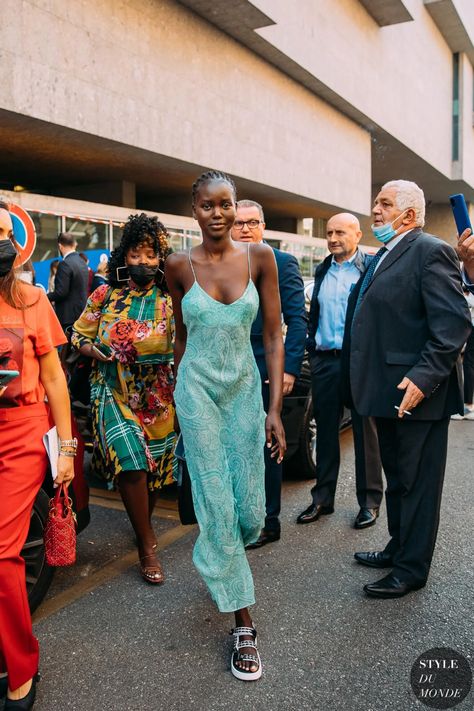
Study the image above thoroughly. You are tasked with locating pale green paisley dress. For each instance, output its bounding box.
[174,247,266,613]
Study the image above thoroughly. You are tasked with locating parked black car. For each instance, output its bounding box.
[282,355,351,479]
[282,276,351,479]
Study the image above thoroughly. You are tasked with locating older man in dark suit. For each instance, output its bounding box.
[232,200,307,547]
[48,233,89,332]
[347,180,471,598]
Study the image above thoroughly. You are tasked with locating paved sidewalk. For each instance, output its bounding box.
[25,425,474,711]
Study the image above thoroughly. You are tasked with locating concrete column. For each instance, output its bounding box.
[57,181,136,208]
[425,203,458,245]
[266,217,299,233]
[140,194,192,217]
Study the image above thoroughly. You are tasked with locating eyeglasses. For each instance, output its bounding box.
[233,219,262,231]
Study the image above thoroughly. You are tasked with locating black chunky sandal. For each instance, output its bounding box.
[230,626,262,681]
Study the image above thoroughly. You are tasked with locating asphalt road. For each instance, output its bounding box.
[19,422,474,710]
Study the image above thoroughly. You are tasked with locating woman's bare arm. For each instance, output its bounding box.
[39,349,75,484]
[165,253,188,379]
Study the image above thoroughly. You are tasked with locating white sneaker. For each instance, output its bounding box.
[451,413,464,420]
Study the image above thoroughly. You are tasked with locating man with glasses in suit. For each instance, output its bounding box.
[232,200,306,548]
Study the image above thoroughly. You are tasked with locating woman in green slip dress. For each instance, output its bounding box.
[72,214,176,586]
[165,170,286,682]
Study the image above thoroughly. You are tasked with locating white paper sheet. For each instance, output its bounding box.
[43,426,59,483]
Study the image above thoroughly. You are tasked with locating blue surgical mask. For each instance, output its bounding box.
[371,210,407,244]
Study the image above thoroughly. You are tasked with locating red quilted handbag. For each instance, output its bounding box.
[44,483,77,566]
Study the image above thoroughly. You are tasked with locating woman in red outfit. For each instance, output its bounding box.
[0,201,75,710]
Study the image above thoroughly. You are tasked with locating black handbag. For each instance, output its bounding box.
[175,435,197,525]
[68,354,92,405]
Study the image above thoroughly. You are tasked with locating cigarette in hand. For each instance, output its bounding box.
[394,405,412,415]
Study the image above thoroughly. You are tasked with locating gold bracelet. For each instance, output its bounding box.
[59,451,76,458]
[59,437,78,449]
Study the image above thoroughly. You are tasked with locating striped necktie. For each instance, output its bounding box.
[353,247,387,317]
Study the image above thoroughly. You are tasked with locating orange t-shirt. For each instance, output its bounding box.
[0,284,67,408]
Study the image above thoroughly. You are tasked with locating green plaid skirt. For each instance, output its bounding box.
[91,379,177,491]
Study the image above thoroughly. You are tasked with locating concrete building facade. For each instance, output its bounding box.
[1,0,474,245]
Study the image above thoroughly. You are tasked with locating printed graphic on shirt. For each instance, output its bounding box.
[0,328,24,407]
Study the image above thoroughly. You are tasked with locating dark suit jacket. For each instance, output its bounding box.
[251,247,306,381]
[48,251,89,328]
[307,249,372,354]
[345,229,472,420]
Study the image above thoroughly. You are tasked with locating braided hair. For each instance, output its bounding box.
[191,170,237,205]
[108,213,171,291]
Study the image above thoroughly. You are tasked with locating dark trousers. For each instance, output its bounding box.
[309,353,383,509]
[375,416,450,586]
[463,329,474,403]
[262,382,282,533]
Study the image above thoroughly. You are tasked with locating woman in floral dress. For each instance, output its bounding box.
[72,214,176,584]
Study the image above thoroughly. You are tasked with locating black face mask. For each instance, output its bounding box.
[0,240,17,277]
[128,264,159,287]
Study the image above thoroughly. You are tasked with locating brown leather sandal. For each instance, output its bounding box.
[139,554,165,584]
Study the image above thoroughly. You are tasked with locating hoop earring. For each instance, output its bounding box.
[116,266,129,282]
[155,266,165,285]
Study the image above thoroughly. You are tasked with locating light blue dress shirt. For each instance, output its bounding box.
[315,253,361,350]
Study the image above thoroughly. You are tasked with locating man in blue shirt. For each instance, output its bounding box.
[297,213,383,528]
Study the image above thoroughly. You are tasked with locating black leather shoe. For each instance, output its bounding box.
[0,675,8,699]
[354,507,379,529]
[245,530,280,550]
[354,551,393,568]
[296,503,334,524]
[363,573,425,599]
[5,673,40,710]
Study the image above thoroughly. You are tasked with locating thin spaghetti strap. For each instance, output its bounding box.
[247,243,252,281]
[188,249,197,282]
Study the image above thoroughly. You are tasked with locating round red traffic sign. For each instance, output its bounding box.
[9,203,37,266]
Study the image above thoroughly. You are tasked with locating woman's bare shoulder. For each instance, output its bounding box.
[165,251,189,271]
[251,242,274,256]
[250,242,276,268]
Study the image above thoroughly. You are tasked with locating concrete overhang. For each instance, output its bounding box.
[359,0,413,26]
[2,106,469,225]
[176,0,275,32]
[371,126,474,204]
[424,0,474,65]
[177,0,473,206]
[0,110,343,220]
[3,2,469,218]
[176,0,401,134]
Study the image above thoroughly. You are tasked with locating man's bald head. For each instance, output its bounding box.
[328,212,361,231]
[326,212,362,263]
